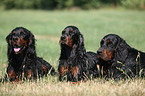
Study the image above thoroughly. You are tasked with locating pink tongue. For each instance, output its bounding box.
[14,48,21,52]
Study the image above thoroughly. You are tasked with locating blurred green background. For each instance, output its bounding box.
[0,0,145,10]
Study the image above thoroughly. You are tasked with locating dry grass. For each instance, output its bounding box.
[0,78,145,96]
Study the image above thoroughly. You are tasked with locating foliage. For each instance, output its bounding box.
[121,0,145,10]
[2,0,57,9]
[0,0,144,10]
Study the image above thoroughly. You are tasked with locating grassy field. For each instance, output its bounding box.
[0,9,145,96]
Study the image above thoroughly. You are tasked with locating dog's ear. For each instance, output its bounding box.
[78,33,84,48]
[116,36,127,51]
[6,33,13,54]
[73,29,86,55]
[73,29,84,48]
[6,32,13,60]
[6,33,12,45]
[28,32,35,46]
[115,36,129,62]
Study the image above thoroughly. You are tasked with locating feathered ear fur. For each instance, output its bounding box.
[6,33,13,60]
[115,36,130,63]
[28,31,35,50]
[73,29,86,56]
[25,29,36,58]
[6,33,12,45]
[116,36,128,51]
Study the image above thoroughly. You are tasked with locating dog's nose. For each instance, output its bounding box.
[97,50,103,55]
[61,35,66,40]
[13,37,18,42]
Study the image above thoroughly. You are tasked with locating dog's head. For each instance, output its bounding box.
[59,26,86,59]
[97,34,127,61]
[60,26,84,49]
[6,27,35,54]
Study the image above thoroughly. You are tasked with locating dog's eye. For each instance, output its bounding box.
[69,30,73,35]
[20,32,25,36]
[12,32,16,35]
[107,42,113,47]
[62,31,65,35]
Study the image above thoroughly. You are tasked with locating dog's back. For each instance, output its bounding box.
[86,52,100,78]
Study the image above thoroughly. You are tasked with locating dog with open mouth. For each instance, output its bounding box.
[3,27,56,82]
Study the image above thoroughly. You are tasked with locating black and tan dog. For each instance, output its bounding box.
[58,26,99,82]
[97,34,145,80]
[3,27,55,82]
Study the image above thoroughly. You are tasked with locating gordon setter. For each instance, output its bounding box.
[4,27,55,82]
[58,26,99,82]
[97,34,145,80]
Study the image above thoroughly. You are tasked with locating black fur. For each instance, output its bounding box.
[97,34,145,80]
[4,27,55,82]
[58,26,99,82]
